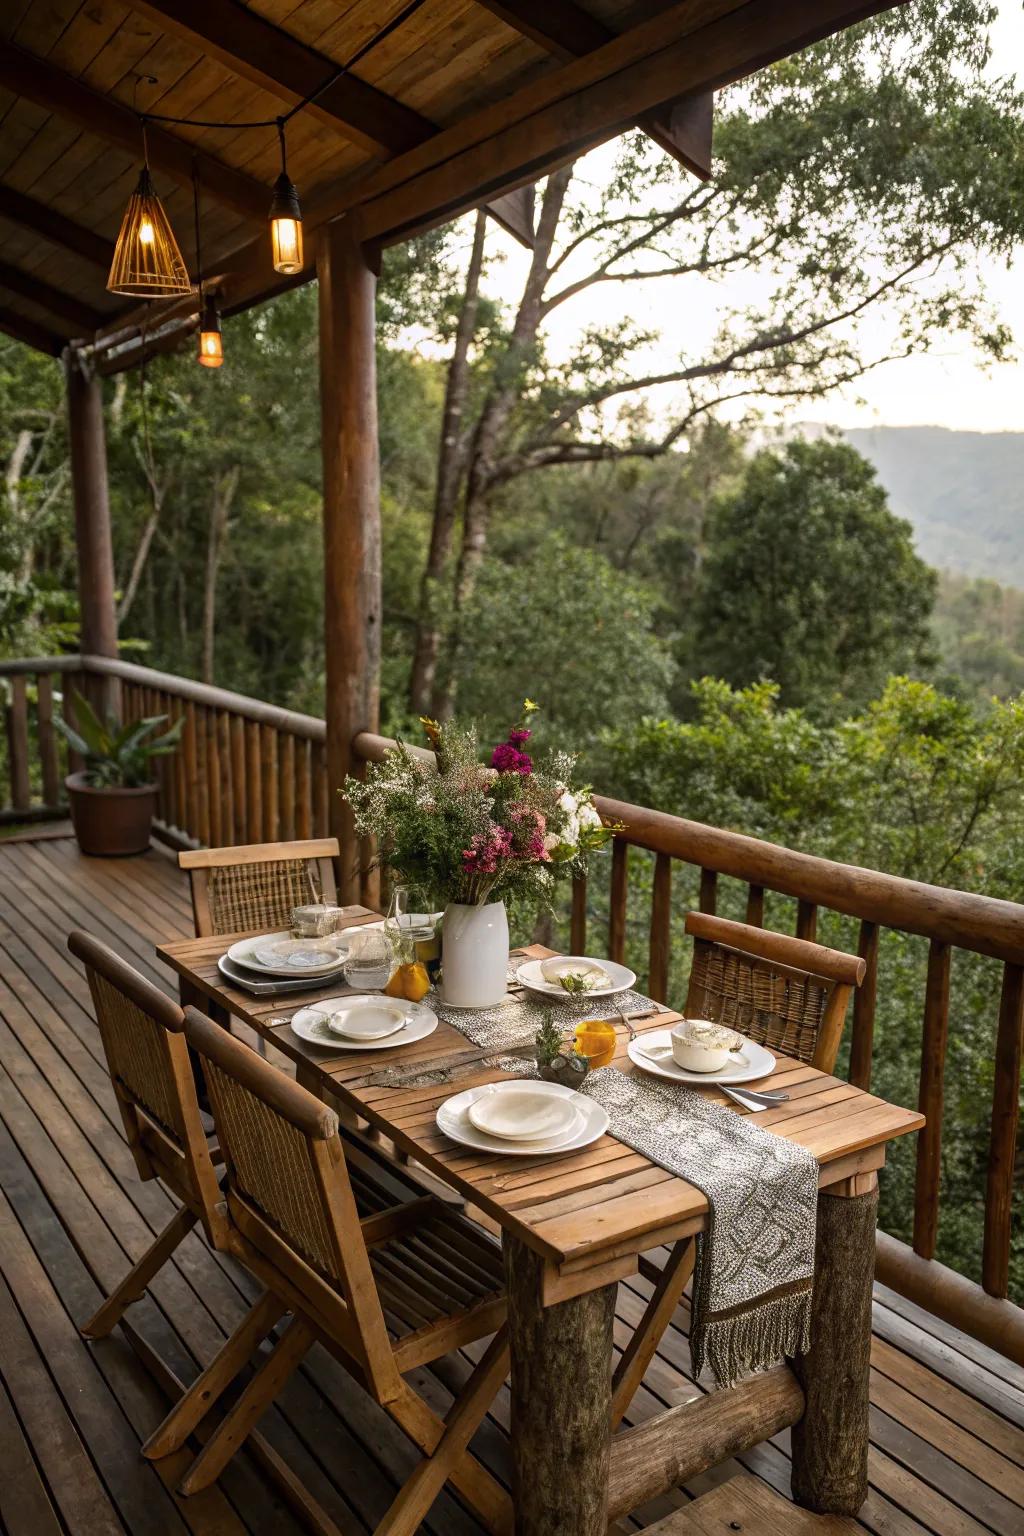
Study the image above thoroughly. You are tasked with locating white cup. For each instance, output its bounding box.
[670,1018,743,1073]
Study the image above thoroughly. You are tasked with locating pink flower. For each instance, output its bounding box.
[508,727,532,746]
[491,742,533,775]
[462,825,514,874]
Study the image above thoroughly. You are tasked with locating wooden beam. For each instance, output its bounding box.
[0,43,269,221]
[358,0,908,245]
[126,0,435,157]
[0,306,65,355]
[65,348,120,712]
[0,184,113,269]
[317,217,381,903]
[484,184,535,245]
[475,0,714,178]
[0,259,104,332]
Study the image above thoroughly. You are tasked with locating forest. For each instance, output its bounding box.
[2,1,1024,1296]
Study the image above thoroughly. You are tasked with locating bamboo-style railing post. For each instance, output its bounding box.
[698,866,717,915]
[648,852,672,1004]
[245,721,263,844]
[261,724,279,842]
[983,961,1024,1297]
[7,676,30,810]
[745,883,765,926]
[913,938,952,1260]
[609,838,629,964]
[230,716,247,844]
[195,708,212,846]
[796,899,818,943]
[849,921,879,1091]
[36,673,60,809]
[183,703,200,841]
[296,738,312,840]
[570,876,587,954]
[313,741,328,838]
[279,733,296,842]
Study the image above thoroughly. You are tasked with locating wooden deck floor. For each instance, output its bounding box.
[1,834,1022,1536]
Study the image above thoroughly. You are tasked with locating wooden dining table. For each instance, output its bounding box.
[158,911,924,1536]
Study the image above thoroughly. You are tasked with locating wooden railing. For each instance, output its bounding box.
[1,659,1021,1363]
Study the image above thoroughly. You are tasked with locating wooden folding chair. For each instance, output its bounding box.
[178,837,340,939]
[610,912,866,1427]
[67,931,226,1339]
[145,1008,511,1536]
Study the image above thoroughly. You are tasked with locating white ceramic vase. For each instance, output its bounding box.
[441,900,509,1009]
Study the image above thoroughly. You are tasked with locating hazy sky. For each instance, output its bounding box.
[482,1,1024,436]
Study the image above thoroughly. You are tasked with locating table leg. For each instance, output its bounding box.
[504,1233,616,1536]
[791,1172,878,1516]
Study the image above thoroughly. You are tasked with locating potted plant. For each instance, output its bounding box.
[344,705,615,1009]
[57,689,184,857]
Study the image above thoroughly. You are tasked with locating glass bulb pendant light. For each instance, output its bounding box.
[108,122,190,298]
[198,293,223,368]
[269,117,304,275]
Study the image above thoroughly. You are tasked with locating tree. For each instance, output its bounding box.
[690,439,936,712]
[407,0,1024,716]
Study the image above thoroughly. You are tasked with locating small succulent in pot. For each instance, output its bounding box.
[535,1010,590,1088]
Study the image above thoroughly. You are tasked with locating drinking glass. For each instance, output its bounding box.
[386,885,441,980]
[342,927,392,991]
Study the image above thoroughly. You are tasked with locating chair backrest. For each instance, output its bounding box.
[182,1006,398,1397]
[683,912,866,1072]
[67,931,224,1241]
[179,838,340,937]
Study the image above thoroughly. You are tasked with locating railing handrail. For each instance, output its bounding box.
[355,730,1024,966]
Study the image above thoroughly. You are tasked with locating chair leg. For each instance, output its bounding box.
[81,1205,197,1340]
[177,1314,315,1495]
[383,1330,512,1536]
[610,1237,695,1430]
[142,1290,286,1461]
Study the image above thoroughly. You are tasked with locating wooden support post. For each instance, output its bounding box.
[318,217,381,905]
[504,1233,615,1536]
[791,1173,879,1517]
[64,347,119,717]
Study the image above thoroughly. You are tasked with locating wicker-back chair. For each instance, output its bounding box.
[145,1009,510,1534]
[179,837,340,937]
[683,911,866,1072]
[67,931,225,1339]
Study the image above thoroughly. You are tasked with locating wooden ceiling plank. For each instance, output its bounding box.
[0,183,112,268]
[358,0,907,245]
[475,0,714,177]
[0,256,104,330]
[0,41,270,220]
[0,303,68,355]
[125,0,436,155]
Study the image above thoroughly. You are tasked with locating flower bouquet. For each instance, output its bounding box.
[343,706,614,1007]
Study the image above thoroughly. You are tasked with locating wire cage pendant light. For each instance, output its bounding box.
[108,153,191,298]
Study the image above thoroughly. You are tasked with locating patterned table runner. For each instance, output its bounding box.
[580,1067,819,1388]
[430,967,658,1051]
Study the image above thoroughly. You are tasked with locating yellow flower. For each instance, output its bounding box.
[523,698,539,714]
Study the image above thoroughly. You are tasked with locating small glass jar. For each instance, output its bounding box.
[291,902,341,938]
[342,927,393,991]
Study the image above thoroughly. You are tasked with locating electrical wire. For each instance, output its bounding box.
[134,0,430,134]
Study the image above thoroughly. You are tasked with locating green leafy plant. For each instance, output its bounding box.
[56,689,184,789]
[535,1011,566,1068]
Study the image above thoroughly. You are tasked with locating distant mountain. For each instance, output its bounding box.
[797,425,1024,586]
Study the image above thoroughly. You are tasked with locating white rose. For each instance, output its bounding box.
[543,831,561,853]
[578,801,602,829]
[557,789,578,816]
[562,813,580,847]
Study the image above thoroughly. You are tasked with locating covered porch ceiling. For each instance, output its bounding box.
[1,0,906,375]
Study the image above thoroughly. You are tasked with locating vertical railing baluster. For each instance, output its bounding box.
[983,961,1024,1298]
[296,737,312,840]
[230,716,247,844]
[570,875,587,954]
[313,741,328,837]
[609,838,628,964]
[246,721,263,844]
[279,733,296,841]
[217,711,232,845]
[698,867,717,915]
[648,852,672,1003]
[195,708,212,846]
[6,676,30,810]
[849,921,879,1091]
[745,883,765,926]
[36,674,60,810]
[796,899,818,943]
[913,937,951,1260]
[261,724,279,842]
[183,703,200,842]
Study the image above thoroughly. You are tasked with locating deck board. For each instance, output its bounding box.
[0,834,1021,1536]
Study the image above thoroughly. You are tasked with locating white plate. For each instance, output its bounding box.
[467,1083,582,1142]
[325,1000,409,1041]
[436,1081,609,1157]
[227,931,346,978]
[288,996,437,1051]
[516,955,636,1000]
[627,1030,776,1086]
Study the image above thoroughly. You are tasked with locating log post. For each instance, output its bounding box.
[318,216,381,905]
[790,1173,879,1516]
[504,1233,615,1536]
[64,345,119,717]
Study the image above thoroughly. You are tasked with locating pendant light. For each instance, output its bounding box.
[269,117,304,275]
[192,165,224,368]
[108,121,190,298]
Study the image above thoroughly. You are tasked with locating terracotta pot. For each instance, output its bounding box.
[65,772,157,857]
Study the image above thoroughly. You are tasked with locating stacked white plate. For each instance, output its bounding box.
[436,1080,609,1157]
[224,921,387,980]
[516,954,636,1000]
[289,994,438,1050]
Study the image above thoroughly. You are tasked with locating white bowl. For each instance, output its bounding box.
[466,1084,581,1142]
[670,1018,744,1073]
[325,1001,407,1041]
